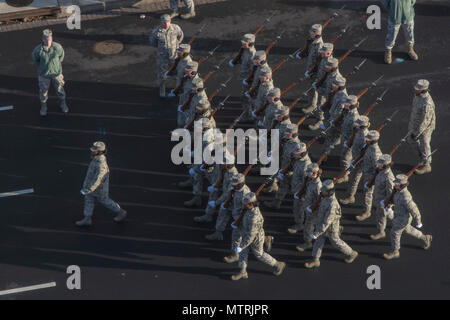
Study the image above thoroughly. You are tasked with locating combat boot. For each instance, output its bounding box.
[193,214,212,223]
[339,196,355,205]
[205,231,223,241]
[384,49,392,64]
[264,199,281,210]
[415,164,431,175]
[264,235,274,252]
[356,212,371,221]
[345,250,358,264]
[308,120,323,131]
[184,196,201,208]
[159,83,166,97]
[113,210,127,223]
[231,271,248,281]
[181,10,196,19]
[40,103,47,116]
[75,217,92,227]
[301,105,315,114]
[370,231,386,240]
[407,46,419,60]
[60,100,69,113]
[304,259,320,269]
[273,261,286,276]
[383,251,400,260]
[177,178,193,188]
[168,11,179,19]
[423,235,432,250]
[296,243,312,252]
[223,253,239,264]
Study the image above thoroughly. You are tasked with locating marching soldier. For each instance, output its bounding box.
[150,14,184,97]
[232,34,256,121]
[248,51,270,89]
[32,29,69,116]
[169,0,196,19]
[262,87,284,129]
[250,65,274,124]
[231,192,286,280]
[370,154,395,240]
[76,142,127,227]
[383,174,432,260]
[178,75,204,127]
[305,180,358,268]
[407,79,436,174]
[186,98,216,129]
[295,163,322,250]
[297,24,324,69]
[193,163,222,223]
[340,130,382,222]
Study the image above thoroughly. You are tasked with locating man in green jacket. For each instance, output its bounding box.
[32,29,69,116]
[383,0,419,64]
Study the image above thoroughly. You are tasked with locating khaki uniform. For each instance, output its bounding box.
[191,130,215,197]
[240,47,256,119]
[323,89,348,153]
[340,109,360,169]
[310,56,332,115]
[263,100,284,129]
[289,155,312,227]
[274,137,301,201]
[299,177,322,246]
[305,37,324,72]
[373,168,395,233]
[201,165,225,220]
[408,92,436,165]
[214,167,239,232]
[252,80,274,122]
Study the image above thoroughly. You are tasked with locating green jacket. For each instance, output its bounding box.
[32,42,65,78]
[382,0,416,24]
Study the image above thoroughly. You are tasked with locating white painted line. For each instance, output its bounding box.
[0,106,13,111]
[0,282,56,296]
[0,188,34,198]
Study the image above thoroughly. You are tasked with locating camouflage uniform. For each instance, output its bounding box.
[323,83,347,153]
[298,173,322,248]
[274,137,302,201]
[213,167,239,232]
[372,160,395,234]
[170,0,194,15]
[253,80,274,123]
[305,36,324,73]
[340,106,360,170]
[289,152,312,229]
[263,100,284,129]
[408,80,436,167]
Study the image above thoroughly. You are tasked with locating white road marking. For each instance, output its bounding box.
[0,282,56,296]
[0,188,34,198]
[0,106,13,111]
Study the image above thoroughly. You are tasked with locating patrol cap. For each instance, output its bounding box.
[306,163,320,174]
[242,192,257,205]
[333,76,346,87]
[320,179,334,192]
[42,29,53,40]
[414,79,429,91]
[161,14,171,22]
[376,154,392,166]
[285,123,298,135]
[319,43,334,53]
[268,87,281,98]
[241,33,256,43]
[177,44,191,53]
[355,115,369,127]
[90,141,106,152]
[394,174,408,185]
[310,24,322,34]
[185,60,199,71]
[325,57,339,68]
[231,173,246,186]
[191,76,204,89]
[366,130,380,141]
[275,106,289,117]
[259,65,272,77]
[253,50,266,61]
[346,95,358,105]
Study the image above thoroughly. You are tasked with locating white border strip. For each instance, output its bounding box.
[0,188,34,198]
[0,106,13,111]
[0,282,56,296]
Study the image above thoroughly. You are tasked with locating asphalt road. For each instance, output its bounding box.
[0,0,449,300]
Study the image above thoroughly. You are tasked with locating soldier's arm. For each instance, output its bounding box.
[32,46,40,64]
[314,204,335,237]
[58,45,65,63]
[84,161,108,193]
[177,25,184,44]
[149,30,158,47]
[239,214,258,250]
[405,197,422,226]
[416,102,433,136]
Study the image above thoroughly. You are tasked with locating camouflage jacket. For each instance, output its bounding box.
[281,137,301,168]
[351,127,369,159]
[185,89,208,120]
[306,37,324,72]
[275,118,293,138]
[373,167,395,204]
[215,166,239,205]
[176,54,193,87]
[83,154,110,196]
[291,155,312,192]
[362,143,382,177]
[263,100,284,129]
[232,185,252,218]
[303,176,322,207]
[250,62,270,89]
[408,92,436,137]
[240,206,265,250]
[393,187,422,227]
[240,47,256,80]
[341,109,360,142]
[314,194,342,237]
[150,24,184,59]
[329,89,348,120]
[180,74,202,104]
[314,55,333,82]
[253,80,274,112]
[322,68,342,96]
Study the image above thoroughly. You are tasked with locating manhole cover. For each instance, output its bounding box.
[6,0,34,7]
[93,40,124,55]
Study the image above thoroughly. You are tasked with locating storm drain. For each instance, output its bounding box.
[6,0,34,7]
[93,40,124,55]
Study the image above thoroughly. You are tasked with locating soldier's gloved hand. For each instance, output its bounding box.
[163,71,169,79]
[208,201,216,208]
[416,222,423,229]
[304,71,310,78]
[177,105,183,113]
[251,111,257,119]
[312,82,317,89]
[306,206,312,214]
[207,185,217,193]
[189,168,196,176]
[277,170,284,181]
[310,233,317,240]
[386,207,394,219]
[343,141,348,149]
[380,200,385,208]
[349,160,355,168]
[167,90,176,98]
[293,192,299,200]
[228,59,235,68]
[234,246,242,253]
[80,189,88,196]
[364,181,369,190]
[319,123,326,130]
[295,52,303,60]
[242,79,248,86]
[199,165,207,173]
[220,203,226,210]
[257,120,264,128]
[231,222,238,229]
[244,91,251,99]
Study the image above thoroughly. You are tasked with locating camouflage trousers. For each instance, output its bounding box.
[202,190,221,219]
[157,55,174,86]
[310,88,326,121]
[275,172,293,201]
[408,129,433,165]
[83,193,124,218]
[385,19,414,50]
[323,126,341,154]
[292,198,306,230]
[312,220,353,259]
[373,203,391,233]
[238,229,277,272]
[347,168,374,213]
[215,206,242,250]
[170,0,194,13]
[391,216,425,252]
[38,74,66,103]
[303,210,319,246]
[341,145,352,170]
[191,165,205,196]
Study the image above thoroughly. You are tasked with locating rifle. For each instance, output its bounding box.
[185,94,230,130]
[208,76,233,102]
[180,92,195,112]
[188,23,208,45]
[198,44,221,66]
[365,131,411,188]
[222,190,235,209]
[271,49,299,74]
[203,57,228,83]
[172,75,188,96]
[265,31,286,56]
[245,65,258,85]
[322,5,346,28]
[254,12,276,36]
[166,57,181,77]
[253,83,297,117]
